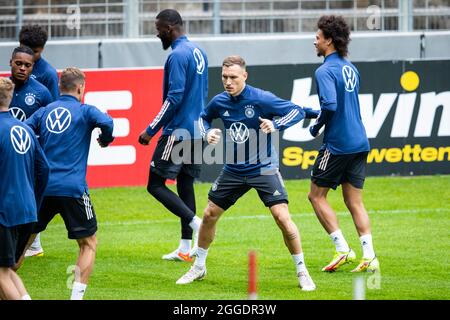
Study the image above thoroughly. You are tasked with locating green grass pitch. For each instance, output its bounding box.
[18,175,450,300]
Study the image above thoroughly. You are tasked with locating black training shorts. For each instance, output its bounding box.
[34,194,97,239]
[311,148,368,190]
[0,223,34,267]
[150,135,202,180]
[208,169,288,211]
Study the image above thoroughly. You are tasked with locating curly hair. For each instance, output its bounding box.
[317,15,350,57]
[19,25,48,48]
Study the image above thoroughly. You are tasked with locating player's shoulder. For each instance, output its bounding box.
[9,116,35,135]
[29,77,52,94]
[38,57,58,75]
[247,85,275,102]
[39,57,56,70]
[168,47,190,65]
[80,103,98,112]
[188,40,206,54]
[315,63,332,76]
[344,59,360,74]
[211,91,229,103]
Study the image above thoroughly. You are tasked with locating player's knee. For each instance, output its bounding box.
[202,207,218,225]
[147,183,157,195]
[308,191,322,204]
[343,197,352,209]
[273,211,291,229]
[78,236,97,252]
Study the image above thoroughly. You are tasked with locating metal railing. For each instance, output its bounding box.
[0,0,449,40]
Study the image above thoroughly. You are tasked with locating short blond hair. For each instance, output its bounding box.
[222,55,246,69]
[0,77,14,108]
[60,67,85,92]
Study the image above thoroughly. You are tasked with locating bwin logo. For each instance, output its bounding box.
[10,125,31,154]
[46,107,72,134]
[193,48,205,75]
[342,65,357,92]
[229,122,249,144]
[9,107,26,121]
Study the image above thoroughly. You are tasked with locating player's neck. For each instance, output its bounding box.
[61,92,81,101]
[172,31,185,42]
[324,49,337,58]
[11,77,27,87]
[231,84,246,98]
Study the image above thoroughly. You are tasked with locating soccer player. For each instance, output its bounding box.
[0,77,49,300]
[308,15,379,273]
[9,45,53,259]
[176,56,318,291]
[8,46,53,122]
[19,25,59,100]
[138,9,207,262]
[20,25,59,257]
[25,67,114,300]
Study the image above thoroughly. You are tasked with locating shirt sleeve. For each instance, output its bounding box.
[146,52,188,137]
[41,87,54,107]
[32,131,49,211]
[25,107,45,133]
[86,105,114,145]
[198,99,219,140]
[261,91,305,131]
[315,68,337,112]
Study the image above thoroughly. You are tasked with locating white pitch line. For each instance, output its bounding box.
[45,207,449,229]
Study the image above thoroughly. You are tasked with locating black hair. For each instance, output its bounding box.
[156,9,183,26]
[12,46,34,59]
[317,15,351,57]
[19,25,48,48]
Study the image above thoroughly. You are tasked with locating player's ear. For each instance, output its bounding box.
[326,37,333,47]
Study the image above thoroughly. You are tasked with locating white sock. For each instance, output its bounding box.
[329,229,350,252]
[360,234,375,259]
[70,281,87,300]
[292,253,307,273]
[178,239,191,253]
[21,294,31,300]
[30,233,41,250]
[194,247,208,268]
[189,216,202,233]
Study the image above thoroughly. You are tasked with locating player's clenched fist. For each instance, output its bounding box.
[138,130,151,145]
[206,128,222,144]
[259,117,275,134]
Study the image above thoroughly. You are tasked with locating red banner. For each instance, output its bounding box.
[82,68,164,188]
[2,68,165,187]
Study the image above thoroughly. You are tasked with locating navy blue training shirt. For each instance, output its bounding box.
[314,52,370,154]
[0,111,49,227]
[9,77,53,121]
[31,57,60,100]
[199,85,305,176]
[146,35,208,140]
[26,95,114,198]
